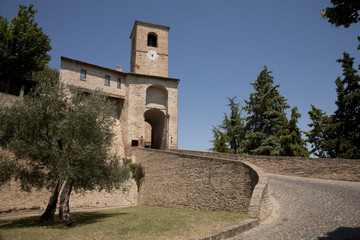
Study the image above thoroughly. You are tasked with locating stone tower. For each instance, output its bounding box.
[130,20,170,78]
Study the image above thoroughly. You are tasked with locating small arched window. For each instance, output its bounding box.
[147,33,157,47]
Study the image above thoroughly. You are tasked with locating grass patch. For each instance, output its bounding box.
[0,206,247,240]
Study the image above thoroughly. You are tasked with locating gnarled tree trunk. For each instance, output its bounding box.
[39,179,64,223]
[59,180,74,226]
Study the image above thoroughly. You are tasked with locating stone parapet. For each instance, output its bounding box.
[243,161,272,221]
[134,148,267,216]
[172,150,360,182]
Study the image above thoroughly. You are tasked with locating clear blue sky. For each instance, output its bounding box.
[1,0,359,152]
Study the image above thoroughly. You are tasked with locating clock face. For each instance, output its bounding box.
[147,50,158,61]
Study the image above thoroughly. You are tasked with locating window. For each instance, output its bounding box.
[147,33,157,47]
[105,75,110,85]
[80,70,86,79]
[131,140,139,147]
[117,78,121,88]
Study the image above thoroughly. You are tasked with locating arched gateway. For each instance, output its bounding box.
[144,108,167,149]
[144,85,168,149]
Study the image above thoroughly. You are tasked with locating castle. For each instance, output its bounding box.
[2,22,360,237]
[59,20,179,156]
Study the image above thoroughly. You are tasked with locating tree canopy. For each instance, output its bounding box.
[328,52,360,158]
[210,2,360,159]
[306,53,360,159]
[280,107,309,157]
[0,4,51,95]
[210,97,245,154]
[309,1,360,159]
[0,74,130,223]
[209,127,231,154]
[321,0,360,28]
[305,105,331,158]
[243,66,290,155]
[210,66,311,157]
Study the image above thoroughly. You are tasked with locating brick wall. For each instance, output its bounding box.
[172,150,360,182]
[134,148,270,218]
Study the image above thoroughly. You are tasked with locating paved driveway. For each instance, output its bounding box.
[235,174,360,240]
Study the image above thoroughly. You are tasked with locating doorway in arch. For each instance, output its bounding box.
[144,108,167,149]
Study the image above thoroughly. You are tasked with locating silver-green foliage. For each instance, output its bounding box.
[0,77,130,192]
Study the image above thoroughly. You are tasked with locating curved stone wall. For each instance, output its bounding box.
[172,150,360,182]
[134,148,270,218]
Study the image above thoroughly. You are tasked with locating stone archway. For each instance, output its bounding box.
[144,108,166,149]
[146,85,167,110]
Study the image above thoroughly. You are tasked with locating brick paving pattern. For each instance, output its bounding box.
[234,174,360,240]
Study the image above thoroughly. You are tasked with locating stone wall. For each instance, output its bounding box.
[60,57,127,99]
[134,148,270,219]
[0,179,135,214]
[172,150,360,182]
[0,149,135,214]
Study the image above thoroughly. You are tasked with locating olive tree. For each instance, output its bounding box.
[0,77,130,224]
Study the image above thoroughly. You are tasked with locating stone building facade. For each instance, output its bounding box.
[60,21,179,156]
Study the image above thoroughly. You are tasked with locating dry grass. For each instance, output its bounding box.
[0,206,247,240]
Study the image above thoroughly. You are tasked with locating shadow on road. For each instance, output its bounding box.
[318,227,360,240]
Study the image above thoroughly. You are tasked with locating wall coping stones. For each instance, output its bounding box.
[188,218,259,240]
[172,149,360,182]
[242,161,271,220]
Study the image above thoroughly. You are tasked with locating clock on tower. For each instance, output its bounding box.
[130,20,170,78]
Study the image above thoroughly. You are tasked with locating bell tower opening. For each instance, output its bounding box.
[147,33,157,47]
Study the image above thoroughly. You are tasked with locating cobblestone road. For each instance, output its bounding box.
[234,174,360,240]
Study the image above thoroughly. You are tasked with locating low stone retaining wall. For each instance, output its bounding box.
[0,150,135,214]
[172,150,360,182]
[134,148,271,219]
[0,180,135,214]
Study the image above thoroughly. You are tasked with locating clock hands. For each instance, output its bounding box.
[147,50,158,60]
